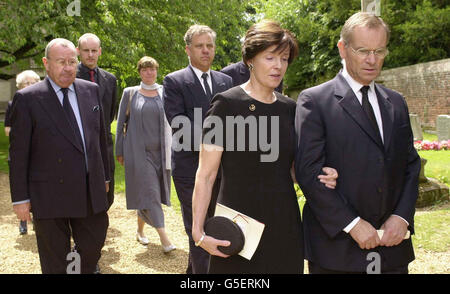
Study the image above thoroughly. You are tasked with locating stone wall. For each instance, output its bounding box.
[376,58,450,129]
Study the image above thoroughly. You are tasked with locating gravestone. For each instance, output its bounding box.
[409,114,423,141]
[417,157,450,208]
[436,115,450,141]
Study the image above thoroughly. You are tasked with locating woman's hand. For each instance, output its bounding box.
[318,167,338,189]
[116,155,124,166]
[193,231,231,258]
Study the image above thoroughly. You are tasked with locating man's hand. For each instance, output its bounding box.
[349,218,380,250]
[380,215,408,247]
[13,202,32,222]
[105,182,110,193]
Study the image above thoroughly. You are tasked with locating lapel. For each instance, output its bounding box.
[334,73,384,149]
[184,66,210,109]
[73,80,93,154]
[375,85,394,151]
[210,70,228,97]
[238,61,249,81]
[38,78,84,153]
[96,68,107,101]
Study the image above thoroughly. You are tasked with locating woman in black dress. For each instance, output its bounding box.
[192,20,338,274]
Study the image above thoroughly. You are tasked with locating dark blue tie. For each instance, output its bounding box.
[61,88,83,149]
[201,72,212,100]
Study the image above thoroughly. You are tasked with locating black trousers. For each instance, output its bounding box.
[173,176,220,274]
[33,211,108,274]
[308,261,409,274]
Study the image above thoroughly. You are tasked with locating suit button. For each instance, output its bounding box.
[377,188,383,193]
[58,158,62,163]
[59,179,64,184]
[378,157,384,163]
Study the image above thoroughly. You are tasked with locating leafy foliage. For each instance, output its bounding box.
[258,0,450,91]
[0,0,254,92]
[1,0,448,93]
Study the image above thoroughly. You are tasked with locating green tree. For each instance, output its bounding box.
[0,0,254,91]
[258,0,449,92]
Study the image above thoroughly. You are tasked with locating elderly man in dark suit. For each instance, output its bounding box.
[221,60,283,93]
[163,24,233,274]
[9,38,110,274]
[76,33,117,209]
[295,12,421,274]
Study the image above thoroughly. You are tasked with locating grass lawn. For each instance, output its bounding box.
[414,203,450,252]
[417,132,450,187]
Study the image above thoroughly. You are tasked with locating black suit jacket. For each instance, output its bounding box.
[294,72,421,272]
[163,65,233,178]
[77,64,117,207]
[9,78,110,219]
[77,64,117,138]
[220,61,283,93]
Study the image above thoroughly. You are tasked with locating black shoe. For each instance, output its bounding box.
[19,221,27,235]
[94,264,101,274]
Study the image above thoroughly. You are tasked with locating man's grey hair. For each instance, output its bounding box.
[339,12,390,46]
[45,38,77,58]
[77,33,101,48]
[16,70,40,88]
[184,24,216,46]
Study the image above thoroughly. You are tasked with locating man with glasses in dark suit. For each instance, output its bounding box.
[10,38,110,274]
[295,12,420,274]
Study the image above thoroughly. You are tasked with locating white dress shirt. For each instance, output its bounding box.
[341,65,384,142]
[340,65,408,233]
[190,65,213,95]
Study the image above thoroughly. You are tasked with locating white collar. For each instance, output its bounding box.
[47,76,75,93]
[341,63,375,95]
[190,65,211,80]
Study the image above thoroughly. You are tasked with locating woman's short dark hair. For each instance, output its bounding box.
[242,20,298,66]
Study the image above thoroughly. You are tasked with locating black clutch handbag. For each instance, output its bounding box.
[204,216,245,256]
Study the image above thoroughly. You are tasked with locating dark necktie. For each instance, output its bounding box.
[360,86,381,137]
[61,88,84,150]
[201,72,212,100]
[89,69,96,83]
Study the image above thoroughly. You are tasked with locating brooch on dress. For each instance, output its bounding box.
[249,104,256,111]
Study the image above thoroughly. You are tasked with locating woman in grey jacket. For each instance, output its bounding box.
[116,56,175,253]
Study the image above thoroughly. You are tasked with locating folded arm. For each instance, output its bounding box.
[295,93,359,238]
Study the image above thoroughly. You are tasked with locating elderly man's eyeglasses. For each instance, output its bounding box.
[350,46,389,58]
[50,58,78,67]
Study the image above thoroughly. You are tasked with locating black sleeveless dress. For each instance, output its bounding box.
[202,86,304,274]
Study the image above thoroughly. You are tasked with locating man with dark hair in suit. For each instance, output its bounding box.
[9,38,110,274]
[76,33,117,209]
[295,12,420,274]
[221,60,283,93]
[163,24,233,274]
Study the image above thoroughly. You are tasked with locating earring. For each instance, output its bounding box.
[249,63,254,71]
